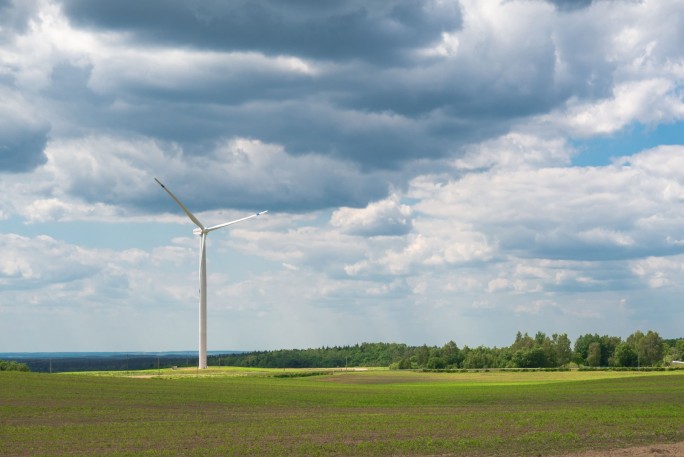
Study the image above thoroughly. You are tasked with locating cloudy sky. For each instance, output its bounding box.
[1,0,683,353]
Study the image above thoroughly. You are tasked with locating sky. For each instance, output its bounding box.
[1,0,683,353]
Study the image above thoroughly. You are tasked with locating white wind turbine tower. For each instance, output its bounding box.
[155,178,267,369]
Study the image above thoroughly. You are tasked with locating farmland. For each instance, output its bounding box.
[1,369,683,456]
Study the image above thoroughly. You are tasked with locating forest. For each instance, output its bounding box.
[3,330,682,373]
[210,330,684,370]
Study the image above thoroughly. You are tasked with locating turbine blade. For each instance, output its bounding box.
[206,210,268,232]
[154,178,205,229]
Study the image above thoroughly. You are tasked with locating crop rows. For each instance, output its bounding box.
[1,370,683,456]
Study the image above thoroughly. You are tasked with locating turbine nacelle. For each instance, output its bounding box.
[193,227,205,236]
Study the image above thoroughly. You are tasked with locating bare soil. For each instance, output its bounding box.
[560,441,684,456]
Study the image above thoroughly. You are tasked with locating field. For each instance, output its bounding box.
[1,368,683,456]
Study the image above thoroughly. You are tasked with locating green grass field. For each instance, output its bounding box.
[1,369,683,456]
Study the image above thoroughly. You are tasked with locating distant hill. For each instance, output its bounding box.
[0,351,243,373]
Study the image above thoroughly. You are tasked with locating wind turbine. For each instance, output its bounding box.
[155,178,267,369]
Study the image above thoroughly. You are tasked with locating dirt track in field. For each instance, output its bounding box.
[560,441,684,456]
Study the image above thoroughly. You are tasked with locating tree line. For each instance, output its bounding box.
[0,355,202,373]
[2,331,681,373]
[0,360,30,372]
[210,330,684,370]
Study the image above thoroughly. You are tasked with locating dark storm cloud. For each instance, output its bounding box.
[0,2,48,173]
[53,0,489,169]
[63,40,577,171]
[46,0,615,176]
[0,89,49,173]
[0,127,48,172]
[61,0,462,63]
[2,0,637,213]
[90,98,502,171]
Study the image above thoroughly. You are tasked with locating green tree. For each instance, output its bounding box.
[663,339,684,363]
[509,332,565,368]
[600,335,621,367]
[574,334,619,366]
[586,342,602,367]
[512,347,546,368]
[0,360,30,372]
[511,332,535,351]
[574,333,600,365]
[553,333,572,366]
[415,345,430,367]
[441,341,461,367]
[626,330,645,349]
[397,357,412,369]
[613,342,638,367]
[540,336,556,367]
[462,346,499,369]
[676,340,684,361]
[637,331,664,367]
[427,357,446,369]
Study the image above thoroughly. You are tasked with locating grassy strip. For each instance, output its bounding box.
[1,370,682,456]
